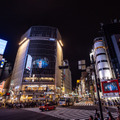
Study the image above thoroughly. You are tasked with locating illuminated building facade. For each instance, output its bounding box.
[62,60,72,94]
[90,36,120,98]
[93,37,113,81]
[102,22,120,79]
[10,26,63,102]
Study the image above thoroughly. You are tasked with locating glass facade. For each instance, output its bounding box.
[23,40,56,78]
[30,26,57,38]
[10,26,64,102]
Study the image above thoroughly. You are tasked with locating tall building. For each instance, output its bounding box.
[62,60,72,94]
[102,22,120,79]
[90,21,120,98]
[93,37,113,81]
[9,26,63,102]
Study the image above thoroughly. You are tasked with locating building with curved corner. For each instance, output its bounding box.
[9,26,64,102]
[93,37,113,81]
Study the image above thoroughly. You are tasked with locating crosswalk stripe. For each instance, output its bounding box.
[23,107,118,120]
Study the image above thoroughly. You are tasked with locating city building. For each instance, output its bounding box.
[92,37,113,81]
[102,22,120,79]
[9,26,64,102]
[90,21,120,98]
[62,60,72,95]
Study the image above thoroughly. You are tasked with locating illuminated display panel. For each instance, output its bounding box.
[0,58,5,68]
[26,54,32,71]
[23,40,56,77]
[0,39,7,55]
[102,79,119,93]
[33,57,49,68]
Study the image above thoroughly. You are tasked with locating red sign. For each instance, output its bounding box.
[101,79,119,93]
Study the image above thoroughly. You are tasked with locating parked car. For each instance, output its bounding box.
[39,103,56,111]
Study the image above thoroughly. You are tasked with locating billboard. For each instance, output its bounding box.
[0,81,5,93]
[0,39,7,55]
[0,58,5,68]
[102,79,119,93]
[33,57,49,69]
[26,54,32,71]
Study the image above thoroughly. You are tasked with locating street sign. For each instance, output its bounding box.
[78,60,86,70]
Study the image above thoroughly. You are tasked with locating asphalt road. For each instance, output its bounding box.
[0,108,63,120]
[68,105,117,113]
[0,105,118,120]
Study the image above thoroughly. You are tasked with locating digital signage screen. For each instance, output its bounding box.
[102,80,119,93]
[0,39,7,55]
[33,57,49,68]
[26,54,32,71]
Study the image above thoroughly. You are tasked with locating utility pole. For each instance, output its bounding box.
[92,56,103,120]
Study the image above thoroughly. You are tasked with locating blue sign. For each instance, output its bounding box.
[0,39,7,55]
[0,58,5,68]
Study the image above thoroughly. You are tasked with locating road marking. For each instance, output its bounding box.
[23,107,118,120]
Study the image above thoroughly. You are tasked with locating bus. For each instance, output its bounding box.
[59,97,74,106]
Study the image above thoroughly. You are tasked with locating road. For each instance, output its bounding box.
[0,108,62,120]
[23,106,118,120]
[0,105,118,120]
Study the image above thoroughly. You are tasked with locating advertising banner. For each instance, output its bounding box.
[101,79,120,97]
[0,39,7,55]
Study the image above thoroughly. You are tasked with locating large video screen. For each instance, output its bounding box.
[26,54,32,71]
[103,81,118,92]
[0,39,7,55]
[33,57,49,68]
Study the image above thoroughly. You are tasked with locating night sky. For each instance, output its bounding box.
[0,0,120,89]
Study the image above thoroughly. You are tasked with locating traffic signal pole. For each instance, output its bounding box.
[93,62,104,120]
[91,55,103,119]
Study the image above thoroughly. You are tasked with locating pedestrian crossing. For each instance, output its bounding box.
[23,107,118,120]
[74,102,93,106]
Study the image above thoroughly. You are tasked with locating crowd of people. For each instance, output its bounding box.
[94,98,120,107]
[89,107,120,120]
[0,101,57,109]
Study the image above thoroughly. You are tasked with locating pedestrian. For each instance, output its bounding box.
[105,107,109,119]
[108,112,114,120]
[89,115,93,120]
[116,106,120,120]
[94,109,98,118]
[105,107,114,120]
[94,113,100,120]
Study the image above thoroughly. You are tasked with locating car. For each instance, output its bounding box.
[39,103,56,111]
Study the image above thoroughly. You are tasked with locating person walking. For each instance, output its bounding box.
[116,106,120,120]
[105,107,114,120]
[89,115,93,120]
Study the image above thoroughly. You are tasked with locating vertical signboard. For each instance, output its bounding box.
[78,60,86,70]
[0,39,7,55]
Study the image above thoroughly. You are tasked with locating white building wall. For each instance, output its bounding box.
[93,37,113,81]
[55,41,63,88]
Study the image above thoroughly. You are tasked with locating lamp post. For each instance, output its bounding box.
[91,55,103,120]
